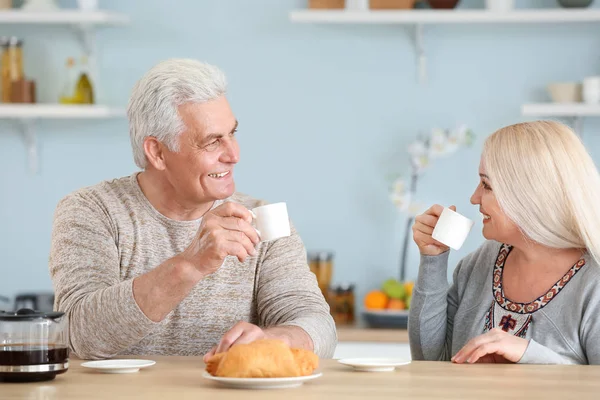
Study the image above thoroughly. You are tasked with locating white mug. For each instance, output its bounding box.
[432,208,474,251]
[583,76,600,104]
[77,0,98,10]
[252,202,291,242]
[485,0,515,11]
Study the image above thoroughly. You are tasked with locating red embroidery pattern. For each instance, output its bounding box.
[499,315,517,332]
[483,300,532,338]
[492,244,586,315]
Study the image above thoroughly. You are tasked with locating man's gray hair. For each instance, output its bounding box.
[127,59,228,169]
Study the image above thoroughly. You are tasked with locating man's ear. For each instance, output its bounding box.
[143,137,167,171]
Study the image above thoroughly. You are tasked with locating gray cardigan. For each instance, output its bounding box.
[409,240,600,364]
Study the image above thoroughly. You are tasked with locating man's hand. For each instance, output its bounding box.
[131,203,260,324]
[178,202,260,278]
[202,322,314,363]
[203,322,270,362]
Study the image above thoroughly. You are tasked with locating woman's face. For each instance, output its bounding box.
[470,157,522,244]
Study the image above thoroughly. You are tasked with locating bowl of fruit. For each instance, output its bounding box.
[362,279,414,329]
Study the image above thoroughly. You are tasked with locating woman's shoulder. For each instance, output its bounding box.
[452,240,503,282]
[468,240,503,261]
[577,254,600,289]
[563,253,600,328]
[458,240,503,269]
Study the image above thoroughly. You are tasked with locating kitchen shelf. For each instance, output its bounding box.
[0,104,125,119]
[521,103,600,117]
[0,10,130,58]
[0,10,129,25]
[289,9,600,24]
[0,9,129,173]
[521,103,600,135]
[2,105,126,173]
[289,9,600,83]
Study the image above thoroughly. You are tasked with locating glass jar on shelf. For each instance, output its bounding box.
[1,36,24,103]
[328,283,355,325]
[0,36,9,102]
[308,251,334,300]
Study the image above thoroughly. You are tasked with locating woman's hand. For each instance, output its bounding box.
[412,204,455,256]
[452,328,529,364]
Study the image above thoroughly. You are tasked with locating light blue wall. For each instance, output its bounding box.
[1,0,600,311]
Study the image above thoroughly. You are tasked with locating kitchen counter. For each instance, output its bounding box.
[3,356,600,399]
[336,324,409,343]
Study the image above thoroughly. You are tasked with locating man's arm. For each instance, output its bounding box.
[50,194,165,359]
[51,195,257,359]
[132,257,203,323]
[255,222,338,358]
[264,325,313,350]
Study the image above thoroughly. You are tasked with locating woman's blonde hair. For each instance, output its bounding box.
[483,120,600,265]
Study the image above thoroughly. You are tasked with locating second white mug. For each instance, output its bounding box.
[583,76,600,104]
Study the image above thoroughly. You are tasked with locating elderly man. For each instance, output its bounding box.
[49,59,337,360]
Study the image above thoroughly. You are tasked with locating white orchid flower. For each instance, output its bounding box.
[429,128,448,158]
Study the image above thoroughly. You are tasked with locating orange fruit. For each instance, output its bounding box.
[387,299,406,310]
[404,281,415,297]
[364,290,388,309]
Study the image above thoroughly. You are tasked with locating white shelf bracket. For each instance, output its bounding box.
[413,24,426,84]
[17,119,38,174]
[573,116,583,138]
[71,23,96,57]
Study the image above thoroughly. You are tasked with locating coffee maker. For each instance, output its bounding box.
[13,293,54,313]
[0,309,70,382]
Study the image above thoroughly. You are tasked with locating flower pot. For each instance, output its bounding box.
[547,82,582,103]
[370,0,416,9]
[428,0,460,8]
[308,0,344,9]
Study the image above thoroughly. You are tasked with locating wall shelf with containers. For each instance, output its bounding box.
[521,77,600,136]
[0,10,128,54]
[290,9,600,24]
[521,103,600,136]
[0,8,130,173]
[289,8,600,84]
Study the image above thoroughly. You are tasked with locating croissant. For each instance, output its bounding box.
[205,339,319,378]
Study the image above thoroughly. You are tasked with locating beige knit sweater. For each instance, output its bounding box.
[49,173,337,360]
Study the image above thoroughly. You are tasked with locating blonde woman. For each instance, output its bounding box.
[409,120,600,364]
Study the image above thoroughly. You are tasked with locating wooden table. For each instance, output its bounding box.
[4,356,600,399]
[336,325,409,343]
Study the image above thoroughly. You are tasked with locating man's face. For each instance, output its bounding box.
[160,96,240,205]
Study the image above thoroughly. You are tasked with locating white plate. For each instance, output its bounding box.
[81,359,156,374]
[337,358,411,372]
[202,371,323,389]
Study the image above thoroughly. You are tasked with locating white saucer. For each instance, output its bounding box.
[337,358,411,372]
[81,359,156,374]
[202,371,323,389]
